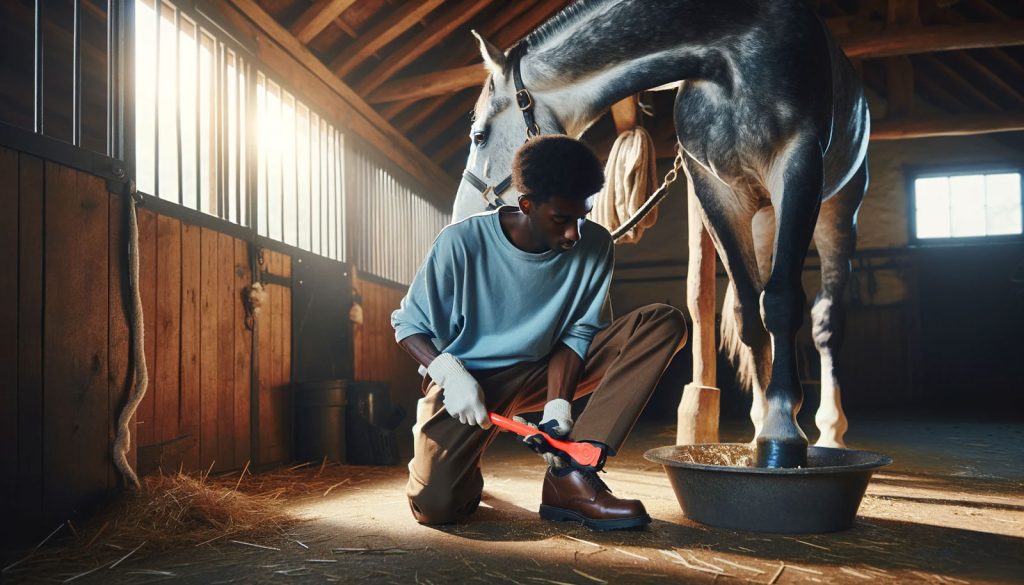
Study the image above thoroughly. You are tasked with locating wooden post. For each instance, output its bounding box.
[677,188,720,445]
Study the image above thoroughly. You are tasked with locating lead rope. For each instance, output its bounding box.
[113,187,148,489]
[610,146,685,243]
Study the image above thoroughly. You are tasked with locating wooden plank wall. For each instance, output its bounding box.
[0,143,294,539]
[133,212,267,475]
[353,275,422,454]
[257,251,293,466]
[0,146,133,540]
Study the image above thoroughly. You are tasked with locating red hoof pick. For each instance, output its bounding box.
[488,413,603,469]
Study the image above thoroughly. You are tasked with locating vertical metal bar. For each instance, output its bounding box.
[106,0,114,156]
[34,0,43,134]
[339,133,346,262]
[220,43,229,219]
[294,101,299,248]
[154,0,161,197]
[194,27,200,210]
[73,0,82,146]
[307,112,313,253]
[278,86,285,241]
[174,8,183,205]
[235,54,242,226]
[336,133,342,261]
[119,0,134,169]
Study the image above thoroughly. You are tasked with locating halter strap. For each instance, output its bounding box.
[460,41,537,209]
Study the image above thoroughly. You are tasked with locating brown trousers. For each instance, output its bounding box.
[406,303,688,524]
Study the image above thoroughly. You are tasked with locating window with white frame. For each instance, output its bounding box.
[134,0,345,260]
[913,170,1022,240]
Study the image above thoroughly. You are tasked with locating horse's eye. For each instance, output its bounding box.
[472,131,487,146]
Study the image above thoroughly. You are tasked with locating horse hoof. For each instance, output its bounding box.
[755,438,808,468]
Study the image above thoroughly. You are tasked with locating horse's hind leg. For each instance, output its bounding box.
[682,161,769,404]
[811,159,867,448]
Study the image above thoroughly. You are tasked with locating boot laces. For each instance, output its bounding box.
[580,468,612,494]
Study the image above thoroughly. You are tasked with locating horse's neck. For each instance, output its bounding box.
[520,0,755,136]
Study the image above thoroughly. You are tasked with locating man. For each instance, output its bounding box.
[392,135,687,530]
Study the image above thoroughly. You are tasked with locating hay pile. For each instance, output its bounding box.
[2,469,302,581]
[111,471,299,548]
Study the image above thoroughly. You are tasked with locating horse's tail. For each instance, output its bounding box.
[720,281,757,393]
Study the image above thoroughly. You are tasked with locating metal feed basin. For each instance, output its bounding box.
[644,443,892,534]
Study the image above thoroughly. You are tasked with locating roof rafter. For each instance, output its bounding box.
[382,0,562,124]
[871,111,1024,139]
[356,0,494,95]
[370,20,1024,104]
[290,0,357,44]
[329,0,446,78]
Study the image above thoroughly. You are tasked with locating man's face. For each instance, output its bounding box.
[522,195,594,253]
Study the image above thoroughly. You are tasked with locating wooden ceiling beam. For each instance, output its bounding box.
[610,96,639,134]
[220,0,455,198]
[415,91,478,146]
[329,0,446,78]
[884,0,920,118]
[290,0,357,44]
[918,54,1002,110]
[871,111,1024,139]
[838,21,1024,59]
[368,64,485,104]
[372,21,1024,104]
[380,0,558,121]
[945,51,1024,109]
[356,0,493,95]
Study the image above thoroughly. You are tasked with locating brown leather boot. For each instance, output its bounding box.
[540,467,651,530]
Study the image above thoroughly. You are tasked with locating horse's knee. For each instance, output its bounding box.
[761,281,805,335]
[733,303,767,349]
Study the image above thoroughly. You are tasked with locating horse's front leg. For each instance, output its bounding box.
[758,137,825,468]
[811,159,868,449]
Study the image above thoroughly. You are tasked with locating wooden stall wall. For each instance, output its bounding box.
[257,251,293,467]
[132,214,293,474]
[352,276,421,455]
[0,147,132,540]
[132,212,258,475]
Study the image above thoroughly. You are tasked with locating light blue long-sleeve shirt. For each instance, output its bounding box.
[391,207,614,370]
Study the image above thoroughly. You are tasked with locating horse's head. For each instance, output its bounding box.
[452,31,565,221]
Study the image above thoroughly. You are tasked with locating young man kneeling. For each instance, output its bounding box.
[392,136,687,530]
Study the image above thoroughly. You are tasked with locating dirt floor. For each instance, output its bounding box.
[4,418,1023,584]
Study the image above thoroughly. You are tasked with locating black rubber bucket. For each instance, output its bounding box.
[346,381,404,465]
[294,380,347,463]
[644,443,891,533]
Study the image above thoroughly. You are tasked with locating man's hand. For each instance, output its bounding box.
[539,398,573,437]
[426,353,491,428]
[512,416,568,469]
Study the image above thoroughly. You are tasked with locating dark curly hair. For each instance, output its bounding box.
[511,135,605,204]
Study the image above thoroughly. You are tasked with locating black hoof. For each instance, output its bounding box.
[756,438,808,468]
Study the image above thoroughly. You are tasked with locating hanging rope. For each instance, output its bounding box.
[604,138,685,244]
[593,127,659,244]
[113,190,148,489]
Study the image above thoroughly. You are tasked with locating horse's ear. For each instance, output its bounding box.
[472,29,506,78]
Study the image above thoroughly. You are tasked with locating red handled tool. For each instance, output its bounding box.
[488,413,603,469]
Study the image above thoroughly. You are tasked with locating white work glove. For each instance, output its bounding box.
[539,398,573,437]
[512,416,569,469]
[426,353,491,429]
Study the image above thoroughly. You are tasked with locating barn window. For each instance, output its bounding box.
[134,0,345,260]
[912,170,1022,241]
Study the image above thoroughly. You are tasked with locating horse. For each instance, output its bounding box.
[452,0,869,468]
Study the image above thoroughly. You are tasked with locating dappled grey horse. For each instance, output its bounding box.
[453,0,869,467]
